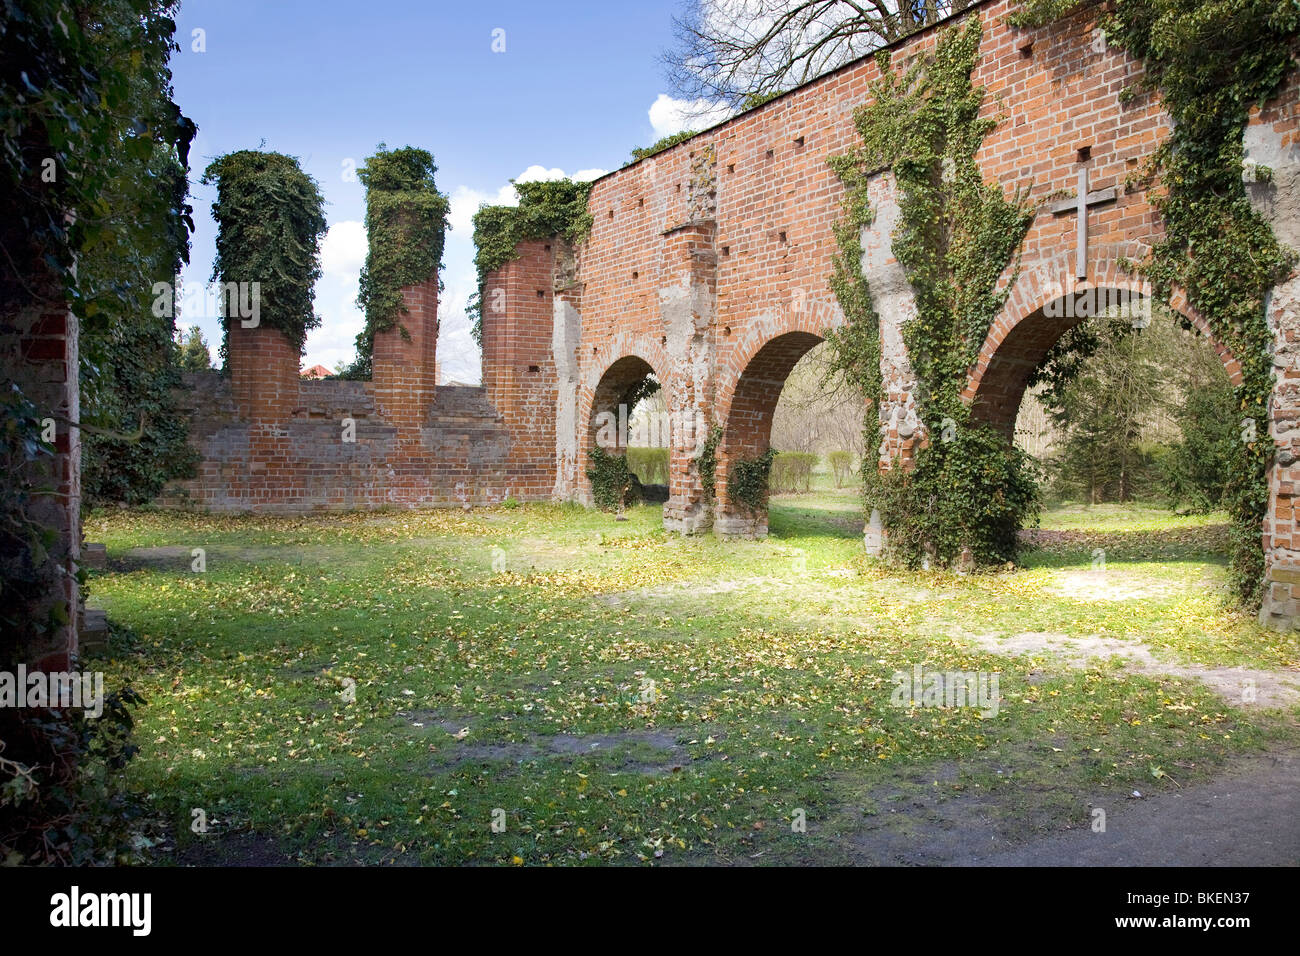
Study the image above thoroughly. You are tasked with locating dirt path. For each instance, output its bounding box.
[958,749,1300,866]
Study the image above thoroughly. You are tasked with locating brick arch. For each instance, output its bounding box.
[964,249,1244,437]
[713,319,827,535]
[575,338,674,504]
[715,307,835,432]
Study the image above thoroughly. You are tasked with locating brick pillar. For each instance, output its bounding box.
[225,321,300,510]
[481,239,558,500]
[227,321,300,423]
[659,221,717,534]
[1260,272,1300,629]
[1248,89,1300,630]
[1,301,80,669]
[372,278,438,432]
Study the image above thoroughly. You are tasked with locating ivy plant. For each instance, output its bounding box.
[347,145,450,379]
[202,150,328,359]
[470,179,593,345]
[827,16,1039,568]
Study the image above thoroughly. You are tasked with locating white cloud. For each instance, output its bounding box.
[448,182,517,235]
[306,164,610,382]
[319,219,367,275]
[303,219,367,374]
[648,93,732,139]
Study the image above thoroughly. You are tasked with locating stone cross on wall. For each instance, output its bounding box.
[1047,163,1117,279]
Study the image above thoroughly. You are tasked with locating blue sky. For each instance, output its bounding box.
[171,0,722,382]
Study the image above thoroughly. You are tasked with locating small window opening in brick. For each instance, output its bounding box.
[794,136,804,148]
[676,183,681,192]
[727,163,735,174]
[661,336,667,345]
[1019,42,1033,58]
[632,271,639,280]
[1077,146,1091,162]
[721,245,730,256]
[544,244,551,251]
[638,197,644,207]
[536,289,545,298]
[592,346,598,354]
[765,148,774,159]
[778,231,787,243]
[723,326,731,337]
[528,365,540,373]
[608,209,614,219]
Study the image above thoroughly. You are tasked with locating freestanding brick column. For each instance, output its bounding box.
[227,321,300,423]
[481,239,558,499]
[372,278,438,432]
[225,320,300,509]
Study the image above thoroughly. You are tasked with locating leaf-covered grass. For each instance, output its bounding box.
[85,496,1298,865]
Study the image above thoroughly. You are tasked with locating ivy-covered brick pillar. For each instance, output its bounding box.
[862,171,920,555]
[477,238,558,500]
[1261,275,1300,629]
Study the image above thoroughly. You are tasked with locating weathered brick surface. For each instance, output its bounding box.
[167,0,1298,626]
[2,300,80,665]
[163,264,556,510]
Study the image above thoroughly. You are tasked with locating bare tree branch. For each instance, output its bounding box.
[663,0,968,113]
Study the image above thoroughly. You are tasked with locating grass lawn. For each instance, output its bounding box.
[84,483,1300,865]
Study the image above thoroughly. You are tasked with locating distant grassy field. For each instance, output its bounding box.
[84,488,1299,865]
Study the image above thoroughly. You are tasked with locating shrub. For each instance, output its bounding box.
[770,452,817,493]
[828,451,854,487]
[728,449,778,512]
[626,447,669,486]
[586,448,641,511]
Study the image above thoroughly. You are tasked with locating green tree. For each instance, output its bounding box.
[1046,321,1164,503]
[176,325,214,371]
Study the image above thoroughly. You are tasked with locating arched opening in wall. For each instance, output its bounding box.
[587,355,669,507]
[717,330,827,536]
[969,288,1241,535]
[768,340,869,526]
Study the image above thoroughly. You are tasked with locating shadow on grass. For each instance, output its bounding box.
[1019,523,1232,569]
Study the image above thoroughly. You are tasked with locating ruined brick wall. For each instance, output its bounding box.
[162,261,555,511]
[541,0,1298,626]
[163,0,1298,626]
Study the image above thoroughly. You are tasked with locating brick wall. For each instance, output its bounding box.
[165,0,1298,627]
[542,0,1298,625]
[163,257,557,510]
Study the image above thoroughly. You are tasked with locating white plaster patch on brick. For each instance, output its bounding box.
[552,297,581,499]
[861,171,922,466]
[1247,116,1300,629]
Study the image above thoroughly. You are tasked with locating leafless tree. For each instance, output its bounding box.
[664,0,973,111]
[771,342,867,459]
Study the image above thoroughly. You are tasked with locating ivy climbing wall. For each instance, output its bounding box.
[533,0,1299,625]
